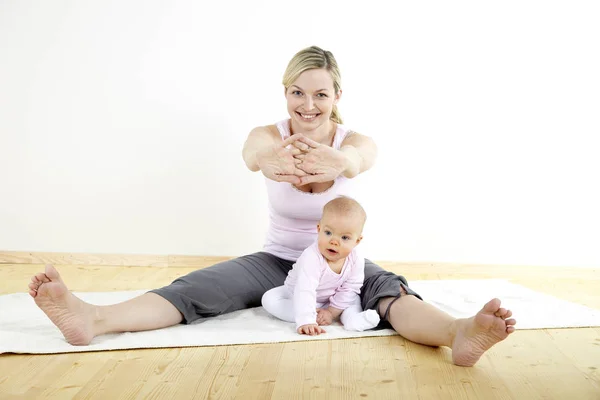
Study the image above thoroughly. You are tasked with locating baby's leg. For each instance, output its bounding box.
[261,286,295,322]
[341,296,381,331]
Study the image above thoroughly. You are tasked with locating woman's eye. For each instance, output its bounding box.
[317,93,328,98]
[292,91,302,96]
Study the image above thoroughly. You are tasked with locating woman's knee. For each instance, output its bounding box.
[376,286,409,319]
[377,297,395,318]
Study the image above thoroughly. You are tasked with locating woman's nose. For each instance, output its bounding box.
[304,96,314,111]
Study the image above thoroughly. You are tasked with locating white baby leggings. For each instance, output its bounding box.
[261,286,380,331]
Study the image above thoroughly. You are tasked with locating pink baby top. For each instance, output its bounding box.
[262,119,356,261]
[284,241,365,328]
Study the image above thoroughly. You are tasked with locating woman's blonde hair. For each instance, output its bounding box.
[282,46,343,124]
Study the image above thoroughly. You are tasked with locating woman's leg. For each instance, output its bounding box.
[261,286,295,322]
[340,295,380,331]
[377,292,455,347]
[29,265,182,345]
[361,260,516,367]
[28,253,293,345]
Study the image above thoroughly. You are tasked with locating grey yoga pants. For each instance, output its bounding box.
[150,251,422,328]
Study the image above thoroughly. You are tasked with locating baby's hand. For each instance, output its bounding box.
[297,324,326,336]
[316,308,334,325]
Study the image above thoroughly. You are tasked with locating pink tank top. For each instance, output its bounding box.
[263,119,356,261]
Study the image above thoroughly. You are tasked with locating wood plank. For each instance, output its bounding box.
[34,352,109,399]
[545,328,600,393]
[0,251,169,267]
[234,344,284,400]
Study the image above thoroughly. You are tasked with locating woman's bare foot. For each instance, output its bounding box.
[28,264,96,345]
[452,298,517,367]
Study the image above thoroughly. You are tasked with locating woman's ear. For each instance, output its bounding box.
[334,89,342,105]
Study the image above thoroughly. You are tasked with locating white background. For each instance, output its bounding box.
[1,1,599,267]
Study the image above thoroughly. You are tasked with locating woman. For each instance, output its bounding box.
[28,46,515,367]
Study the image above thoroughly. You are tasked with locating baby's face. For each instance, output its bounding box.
[317,211,364,263]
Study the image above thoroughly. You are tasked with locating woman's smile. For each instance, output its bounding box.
[297,111,320,122]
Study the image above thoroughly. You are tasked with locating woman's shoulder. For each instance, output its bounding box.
[333,123,357,148]
[250,119,290,140]
[248,123,284,142]
[272,119,291,139]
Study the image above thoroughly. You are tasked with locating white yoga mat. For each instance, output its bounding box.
[1,279,599,355]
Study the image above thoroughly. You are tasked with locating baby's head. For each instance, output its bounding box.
[317,197,366,263]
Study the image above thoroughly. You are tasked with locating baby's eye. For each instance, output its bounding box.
[325,230,332,236]
[342,235,350,241]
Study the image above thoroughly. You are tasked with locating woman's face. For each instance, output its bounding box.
[285,68,341,131]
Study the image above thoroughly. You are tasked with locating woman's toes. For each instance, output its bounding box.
[28,282,38,290]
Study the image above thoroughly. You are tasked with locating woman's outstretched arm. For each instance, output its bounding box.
[339,132,378,178]
[242,126,279,172]
[242,126,307,184]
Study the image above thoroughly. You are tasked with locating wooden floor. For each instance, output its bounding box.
[1,262,599,399]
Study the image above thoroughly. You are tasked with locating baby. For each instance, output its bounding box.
[261,196,380,335]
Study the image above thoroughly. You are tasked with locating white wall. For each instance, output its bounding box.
[1,1,599,267]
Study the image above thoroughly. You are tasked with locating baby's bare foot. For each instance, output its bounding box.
[29,264,96,345]
[452,298,516,367]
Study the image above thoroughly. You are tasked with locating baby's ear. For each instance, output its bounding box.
[356,235,363,244]
[317,224,321,233]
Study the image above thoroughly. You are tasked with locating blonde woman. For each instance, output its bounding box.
[28,46,516,367]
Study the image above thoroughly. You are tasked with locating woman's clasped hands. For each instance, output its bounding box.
[257,134,349,186]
